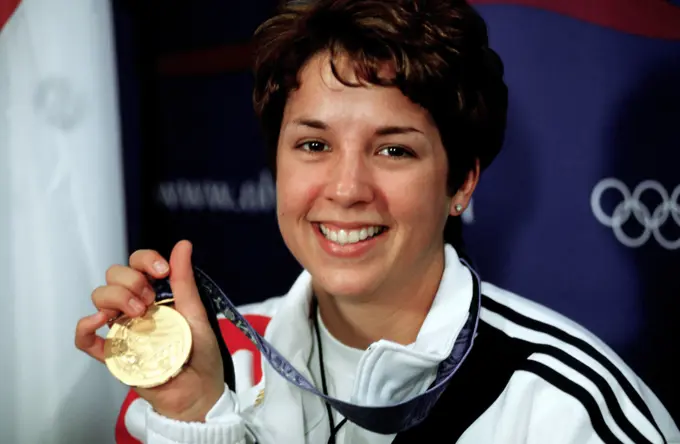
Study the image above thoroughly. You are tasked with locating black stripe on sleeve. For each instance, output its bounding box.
[520,359,626,444]
[530,345,653,444]
[482,295,666,443]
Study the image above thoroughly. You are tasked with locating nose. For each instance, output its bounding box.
[323,150,375,207]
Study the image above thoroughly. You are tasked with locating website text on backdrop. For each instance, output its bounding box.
[74,0,679,443]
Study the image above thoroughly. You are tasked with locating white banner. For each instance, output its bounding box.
[0,1,128,442]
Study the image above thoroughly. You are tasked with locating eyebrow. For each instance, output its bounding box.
[291,118,424,136]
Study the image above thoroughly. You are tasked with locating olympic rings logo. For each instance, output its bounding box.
[590,178,680,250]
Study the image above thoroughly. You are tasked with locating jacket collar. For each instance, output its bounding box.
[262,244,473,407]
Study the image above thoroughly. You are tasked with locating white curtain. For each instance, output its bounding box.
[0,1,129,442]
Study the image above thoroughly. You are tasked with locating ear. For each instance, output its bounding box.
[449,159,480,217]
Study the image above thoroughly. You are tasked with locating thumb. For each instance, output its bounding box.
[168,240,208,323]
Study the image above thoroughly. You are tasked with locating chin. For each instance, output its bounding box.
[313,268,382,300]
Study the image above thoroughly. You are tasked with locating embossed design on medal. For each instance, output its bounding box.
[104,305,193,388]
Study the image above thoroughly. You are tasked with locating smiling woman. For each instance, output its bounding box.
[74,1,680,443]
[274,51,472,348]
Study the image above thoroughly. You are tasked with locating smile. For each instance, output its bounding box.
[318,223,387,246]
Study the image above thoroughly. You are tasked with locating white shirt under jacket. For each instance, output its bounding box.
[118,245,680,444]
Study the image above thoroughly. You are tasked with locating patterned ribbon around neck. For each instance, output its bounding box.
[152,260,481,435]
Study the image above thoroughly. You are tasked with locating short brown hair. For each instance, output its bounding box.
[252,0,508,247]
[253,0,507,184]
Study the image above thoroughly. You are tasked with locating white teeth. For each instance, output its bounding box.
[319,224,384,245]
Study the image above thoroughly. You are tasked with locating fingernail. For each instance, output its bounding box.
[129,298,145,314]
[141,286,155,303]
[153,260,168,274]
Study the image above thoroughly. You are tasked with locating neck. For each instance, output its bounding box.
[314,249,445,350]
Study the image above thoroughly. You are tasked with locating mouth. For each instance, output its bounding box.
[316,223,388,246]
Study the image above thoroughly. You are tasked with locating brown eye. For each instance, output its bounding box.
[378,146,414,158]
[299,141,329,152]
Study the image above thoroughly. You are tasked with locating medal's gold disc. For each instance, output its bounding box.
[104,305,192,388]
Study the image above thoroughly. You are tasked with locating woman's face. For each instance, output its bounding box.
[276,52,471,301]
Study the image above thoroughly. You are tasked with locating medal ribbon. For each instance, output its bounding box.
[152,260,481,435]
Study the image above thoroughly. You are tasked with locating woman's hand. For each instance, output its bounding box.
[75,240,225,422]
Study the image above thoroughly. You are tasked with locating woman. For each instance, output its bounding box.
[75,0,678,442]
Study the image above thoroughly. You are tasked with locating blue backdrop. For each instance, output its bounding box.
[113,0,680,420]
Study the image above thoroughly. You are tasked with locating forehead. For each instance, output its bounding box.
[282,52,433,129]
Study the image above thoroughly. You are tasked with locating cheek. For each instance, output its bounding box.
[385,172,449,224]
[276,168,323,220]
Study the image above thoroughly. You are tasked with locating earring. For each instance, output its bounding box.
[454,203,463,213]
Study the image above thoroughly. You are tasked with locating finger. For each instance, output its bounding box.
[129,249,170,279]
[75,311,108,363]
[168,240,208,323]
[91,285,147,318]
[97,307,119,319]
[105,265,156,305]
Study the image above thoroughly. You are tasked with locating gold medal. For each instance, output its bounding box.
[104,304,192,388]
